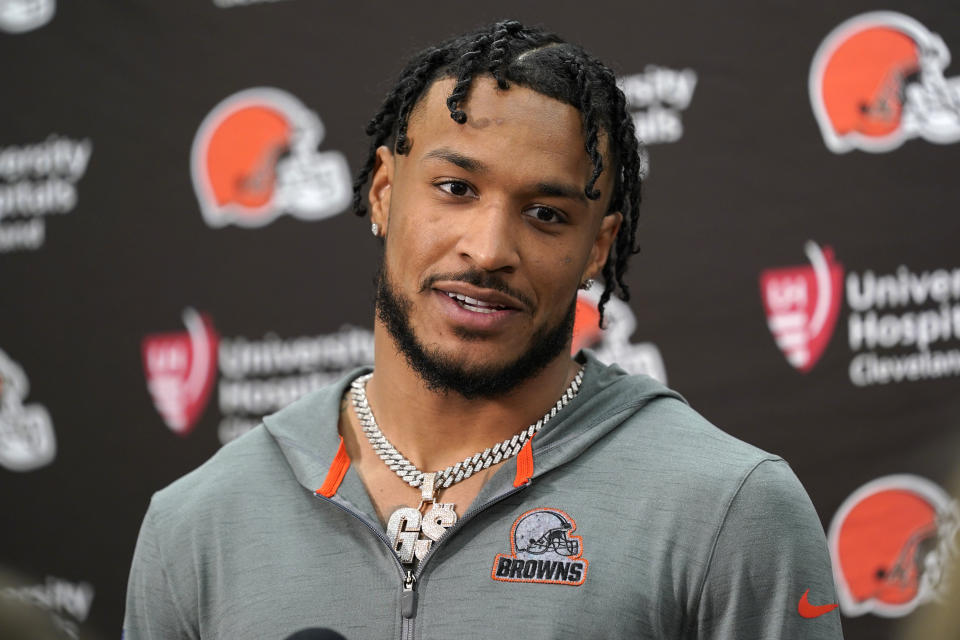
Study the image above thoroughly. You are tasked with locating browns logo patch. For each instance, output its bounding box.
[492,508,588,586]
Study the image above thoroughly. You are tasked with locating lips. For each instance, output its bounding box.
[431,282,526,313]
[443,291,509,313]
[430,283,525,331]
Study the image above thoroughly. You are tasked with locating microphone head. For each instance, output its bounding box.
[284,629,348,640]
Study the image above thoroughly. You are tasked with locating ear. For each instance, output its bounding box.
[583,212,623,282]
[368,145,395,231]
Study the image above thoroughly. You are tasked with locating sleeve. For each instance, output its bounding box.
[692,459,844,640]
[122,499,198,640]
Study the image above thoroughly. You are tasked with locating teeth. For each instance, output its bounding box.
[464,303,497,314]
[445,291,506,311]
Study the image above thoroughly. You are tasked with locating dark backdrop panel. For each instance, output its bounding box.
[1,1,958,638]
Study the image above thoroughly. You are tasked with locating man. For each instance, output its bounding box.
[124,20,844,639]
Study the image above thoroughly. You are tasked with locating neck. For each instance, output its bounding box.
[363,323,579,473]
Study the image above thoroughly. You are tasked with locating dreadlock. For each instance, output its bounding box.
[352,19,644,326]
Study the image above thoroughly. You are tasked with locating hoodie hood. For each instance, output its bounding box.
[262,350,685,519]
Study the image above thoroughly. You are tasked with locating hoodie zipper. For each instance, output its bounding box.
[400,570,417,639]
[314,482,530,640]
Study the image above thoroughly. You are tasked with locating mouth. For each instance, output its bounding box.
[442,291,512,314]
[429,282,527,332]
[432,282,526,314]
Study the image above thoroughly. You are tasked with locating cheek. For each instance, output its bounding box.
[385,204,456,276]
[391,184,450,234]
[528,251,578,303]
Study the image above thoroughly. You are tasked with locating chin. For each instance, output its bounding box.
[424,333,514,365]
[449,346,517,371]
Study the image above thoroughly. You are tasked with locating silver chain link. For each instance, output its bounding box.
[350,367,585,490]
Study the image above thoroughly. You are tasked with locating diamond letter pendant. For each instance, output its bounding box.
[385,473,458,565]
[420,503,457,542]
[386,507,422,564]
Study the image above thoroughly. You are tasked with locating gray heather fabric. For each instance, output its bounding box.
[123,350,844,639]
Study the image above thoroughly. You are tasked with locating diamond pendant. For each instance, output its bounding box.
[385,473,458,564]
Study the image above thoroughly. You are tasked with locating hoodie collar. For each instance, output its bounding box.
[263,350,685,522]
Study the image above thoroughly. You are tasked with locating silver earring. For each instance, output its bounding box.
[579,278,595,291]
[371,223,379,237]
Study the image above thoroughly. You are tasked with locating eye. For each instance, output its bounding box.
[523,205,565,224]
[436,180,476,198]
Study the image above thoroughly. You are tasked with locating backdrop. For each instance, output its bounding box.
[2,1,959,638]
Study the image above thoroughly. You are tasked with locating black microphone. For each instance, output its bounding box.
[284,629,348,640]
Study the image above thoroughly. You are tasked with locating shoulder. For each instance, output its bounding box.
[573,352,780,484]
[608,390,784,491]
[143,374,349,538]
[556,354,788,512]
[145,425,286,532]
[612,396,825,571]
[692,440,839,638]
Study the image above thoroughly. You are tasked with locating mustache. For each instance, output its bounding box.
[421,269,536,312]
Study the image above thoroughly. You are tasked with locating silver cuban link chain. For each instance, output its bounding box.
[350,366,585,491]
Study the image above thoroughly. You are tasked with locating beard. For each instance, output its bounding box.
[374,261,576,400]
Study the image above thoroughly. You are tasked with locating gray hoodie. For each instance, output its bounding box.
[124,351,843,639]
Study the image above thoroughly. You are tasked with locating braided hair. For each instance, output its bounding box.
[353,20,645,326]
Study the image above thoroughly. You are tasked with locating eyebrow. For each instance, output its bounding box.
[534,181,588,204]
[423,147,488,173]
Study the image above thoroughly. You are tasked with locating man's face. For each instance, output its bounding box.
[369,77,621,397]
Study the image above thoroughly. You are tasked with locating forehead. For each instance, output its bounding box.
[404,76,593,173]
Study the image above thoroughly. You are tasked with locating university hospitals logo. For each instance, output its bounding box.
[618,66,697,146]
[0,348,55,471]
[142,309,219,436]
[760,241,844,373]
[492,508,588,586]
[828,475,959,618]
[0,134,93,253]
[762,244,960,385]
[618,65,697,176]
[572,289,667,383]
[810,11,960,153]
[142,311,374,443]
[190,87,351,228]
[216,325,374,443]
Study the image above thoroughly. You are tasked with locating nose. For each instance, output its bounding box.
[455,202,520,273]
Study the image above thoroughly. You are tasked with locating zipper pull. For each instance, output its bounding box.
[400,570,418,619]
